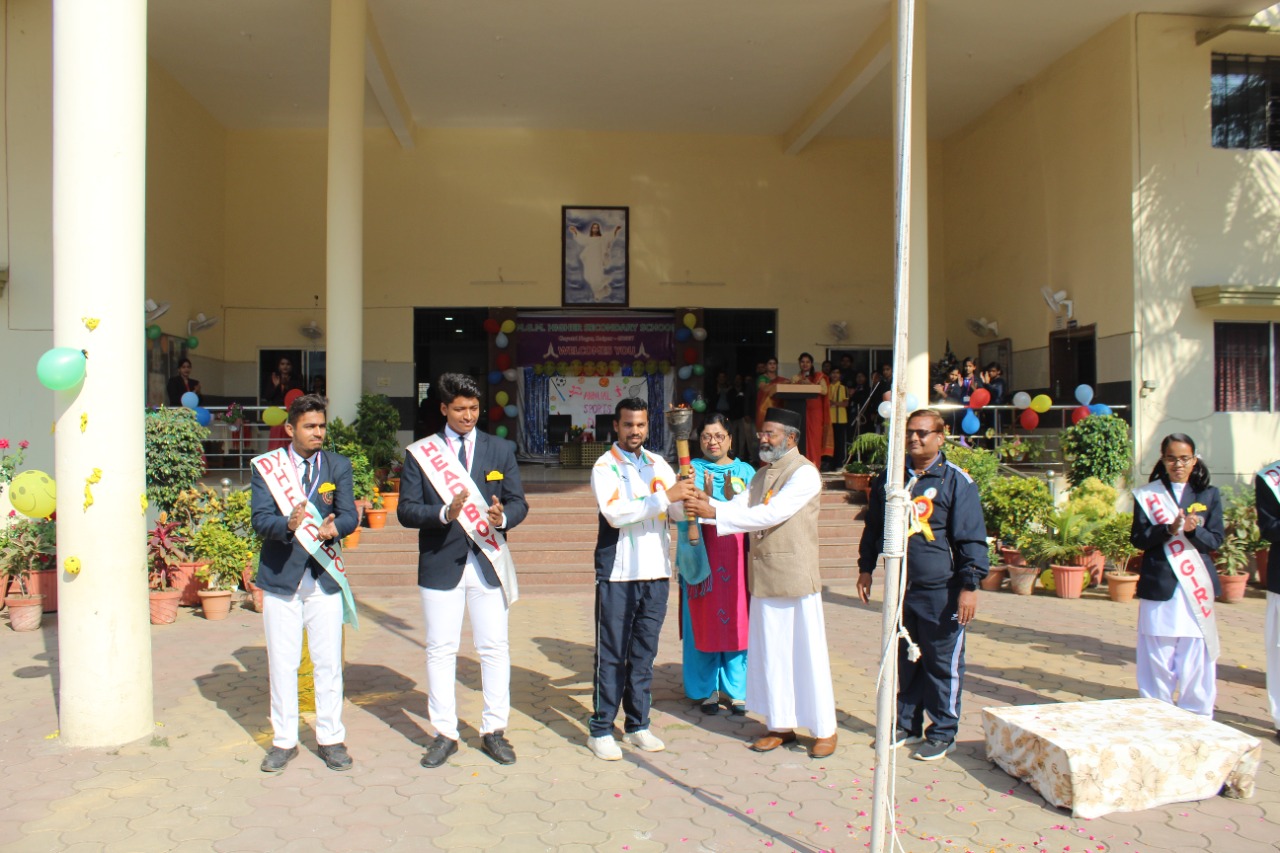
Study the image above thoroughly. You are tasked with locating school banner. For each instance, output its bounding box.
[516,314,673,364]
[548,375,651,431]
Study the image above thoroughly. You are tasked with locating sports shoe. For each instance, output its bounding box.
[259,745,299,773]
[888,728,925,749]
[911,739,956,761]
[624,729,665,752]
[587,734,623,761]
[481,730,517,765]
[317,742,353,771]
[420,734,459,768]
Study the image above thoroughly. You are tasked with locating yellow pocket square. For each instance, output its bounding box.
[486,470,504,482]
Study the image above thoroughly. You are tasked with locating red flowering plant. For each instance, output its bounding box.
[0,437,30,498]
[146,515,191,591]
[0,516,55,597]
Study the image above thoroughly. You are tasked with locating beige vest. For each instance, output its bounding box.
[746,448,822,598]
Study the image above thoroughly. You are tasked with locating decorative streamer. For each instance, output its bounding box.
[521,367,551,455]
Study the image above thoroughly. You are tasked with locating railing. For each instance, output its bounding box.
[192,405,278,481]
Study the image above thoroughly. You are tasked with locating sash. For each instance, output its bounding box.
[1259,462,1280,508]
[407,434,519,607]
[251,448,359,628]
[1132,481,1218,659]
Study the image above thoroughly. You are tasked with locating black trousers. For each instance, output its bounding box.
[590,578,669,737]
[898,585,966,744]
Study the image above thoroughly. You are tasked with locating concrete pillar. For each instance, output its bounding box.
[326,0,366,423]
[894,0,930,399]
[52,0,153,747]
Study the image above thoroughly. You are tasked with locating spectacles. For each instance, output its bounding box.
[756,431,782,439]
[905,429,939,439]
[1162,455,1194,466]
[700,433,728,443]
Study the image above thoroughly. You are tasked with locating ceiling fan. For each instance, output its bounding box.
[965,317,999,338]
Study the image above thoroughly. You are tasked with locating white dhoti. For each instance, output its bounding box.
[746,592,837,737]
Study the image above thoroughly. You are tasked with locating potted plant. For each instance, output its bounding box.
[980,538,1007,591]
[147,516,192,622]
[0,517,53,631]
[1214,536,1252,603]
[1021,507,1096,599]
[192,522,255,621]
[379,480,400,514]
[1064,477,1118,585]
[222,488,264,612]
[942,441,1000,500]
[842,460,872,495]
[1094,512,1141,602]
[145,407,209,513]
[356,393,403,480]
[982,475,1054,566]
[365,491,388,529]
[1058,414,1131,489]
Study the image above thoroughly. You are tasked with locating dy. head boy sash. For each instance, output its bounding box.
[252,448,359,628]
[1132,481,1218,659]
[407,434,519,607]
[1259,462,1280,506]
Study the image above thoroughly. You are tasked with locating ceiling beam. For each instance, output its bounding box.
[365,9,415,149]
[781,13,891,156]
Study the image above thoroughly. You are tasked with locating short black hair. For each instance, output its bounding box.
[437,373,481,404]
[178,358,192,369]
[985,362,1002,372]
[615,397,648,419]
[288,393,327,426]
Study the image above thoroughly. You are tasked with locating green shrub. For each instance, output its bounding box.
[1059,415,1131,488]
[1093,512,1139,571]
[356,394,403,473]
[943,442,999,501]
[1064,477,1117,524]
[1021,507,1097,568]
[983,475,1054,546]
[145,408,208,513]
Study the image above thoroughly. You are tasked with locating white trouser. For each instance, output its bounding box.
[420,556,510,740]
[745,593,837,738]
[1136,632,1216,717]
[263,572,345,748]
[1267,593,1280,730]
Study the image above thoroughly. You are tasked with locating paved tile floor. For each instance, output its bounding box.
[1,580,1276,852]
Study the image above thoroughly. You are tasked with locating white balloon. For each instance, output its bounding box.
[691,327,707,341]
[495,332,509,349]
[905,393,919,411]
[503,368,517,381]
[1012,391,1032,409]
[878,401,893,419]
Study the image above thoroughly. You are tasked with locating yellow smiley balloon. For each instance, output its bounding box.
[10,470,56,519]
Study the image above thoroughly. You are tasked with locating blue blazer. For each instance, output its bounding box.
[1257,473,1280,595]
[1129,481,1223,602]
[251,451,359,596]
[397,430,528,590]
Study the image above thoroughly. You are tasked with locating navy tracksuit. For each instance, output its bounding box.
[858,452,989,744]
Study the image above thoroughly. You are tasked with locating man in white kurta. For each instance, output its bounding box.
[687,407,838,758]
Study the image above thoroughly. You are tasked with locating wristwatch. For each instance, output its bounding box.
[961,579,979,592]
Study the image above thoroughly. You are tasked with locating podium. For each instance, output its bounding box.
[771,383,825,453]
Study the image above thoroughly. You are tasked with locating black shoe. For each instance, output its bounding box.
[260,745,299,773]
[729,701,747,717]
[420,734,458,768]
[481,730,517,765]
[317,742,353,771]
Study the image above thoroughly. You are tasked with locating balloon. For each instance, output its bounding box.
[1030,394,1053,414]
[495,390,510,406]
[500,319,516,335]
[194,406,213,427]
[495,425,509,439]
[570,359,582,369]
[533,364,543,376]
[187,336,199,350]
[905,393,920,411]
[583,363,596,376]
[675,327,691,342]
[595,361,607,376]
[1071,405,1090,425]
[556,361,568,375]
[682,312,697,329]
[683,388,697,404]
[1089,403,1112,416]
[961,410,981,434]
[1074,384,1094,406]
[878,401,893,419]
[692,327,707,342]
[646,359,658,375]
[503,368,517,381]
[180,391,200,409]
[489,406,504,422]
[545,361,557,376]
[692,399,707,413]
[657,360,670,374]
[598,377,609,387]
[678,366,692,380]
[146,324,162,340]
[281,389,302,408]
[9,470,56,519]
[1012,391,1032,410]
[632,360,646,376]
[609,360,621,374]
[263,407,288,426]
[483,318,500,334]
[683,348,697,365]
[504,404,518,418]
[969,388,991,409]
[495,332,509,349]
[496,354,512,371]
[621,366,633,377]
[36,347,87,390]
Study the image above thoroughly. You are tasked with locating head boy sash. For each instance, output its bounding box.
[251,447,358,628]
[1132,480,1218,659]
[407,434,519,607]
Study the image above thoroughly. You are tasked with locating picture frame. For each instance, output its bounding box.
[562,205,629,307]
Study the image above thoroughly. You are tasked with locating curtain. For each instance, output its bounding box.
[520,367,551,454]
[1214,322,1269,412]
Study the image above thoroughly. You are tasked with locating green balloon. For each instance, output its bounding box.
[495,425,509,439]
[36,347,87,391]
[692,364,705,376]
[692,399,707,413]
[186,336,199,350]
[632,360,646,376]
[146,324,162,340]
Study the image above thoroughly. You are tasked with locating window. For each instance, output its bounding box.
[1214,322,1275,411]
[1211,54,1280,151]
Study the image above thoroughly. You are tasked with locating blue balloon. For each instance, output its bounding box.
[180,391,199,409]
[621,366,633,377]
[675,327,692,342]
[504,404,518,418]
[961,410,981,435]
[905,393,919,412]
[1089,403,1112,416]
[682,388,697,404]
[1074,384,1094,406]
[677,365,692,380]
[488,370,503,385]
[194,406,212,427]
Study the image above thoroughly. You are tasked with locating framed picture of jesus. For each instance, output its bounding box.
[562,205,629,307]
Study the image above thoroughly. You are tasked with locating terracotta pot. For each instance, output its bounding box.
[999,547,1027,568]
[5,595,45,631]
[342,528,362,549]
[365,508,388,529]
[380,492,400,513]
[980,566,1007,592]
[149,589,183,625]
[27,568,58,612]
[1073,548,1106,587]
[1007,565,1038,595]
[1050,564,1087,599]
[251,587,264,612]
[171,561,208,606]
[197,589,234,621]
[842,472,872,493]
[1257,548,1269,588]
[385,477,401,492]
[1216,571,1249,603]
[1105,572,1139,603]
[241,567,259,593]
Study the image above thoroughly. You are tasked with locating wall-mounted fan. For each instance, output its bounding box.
[144,298,170,322]
[1040,286,1074,328]
[187,313,219,335]
[965,317,999,338]
[300,320,323,339]
[828,321,849,343]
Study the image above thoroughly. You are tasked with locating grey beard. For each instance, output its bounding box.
[759,444,786,464]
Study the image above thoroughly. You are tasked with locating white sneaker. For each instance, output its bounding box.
[624,729,666,752]
[587,735,622,761]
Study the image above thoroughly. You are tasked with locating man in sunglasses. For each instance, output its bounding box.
[856,409,988,762]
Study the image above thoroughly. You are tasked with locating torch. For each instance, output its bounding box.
[664,405,700,546]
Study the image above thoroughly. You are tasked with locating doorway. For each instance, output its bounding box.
[1049,325,1096,401]
[413,308,491,439]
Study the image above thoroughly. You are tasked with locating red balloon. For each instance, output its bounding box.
[1071,405,1090,425]
[284,388,304,407]
[489,405,504,422]
[968,388,991,409]
[1019,409,1039,431]
[683,347,697,365]
[483,318,500,334]
[496,354,512,371]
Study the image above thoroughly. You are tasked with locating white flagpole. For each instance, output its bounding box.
[870,0,917,851]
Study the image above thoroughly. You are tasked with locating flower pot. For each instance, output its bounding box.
[149,589,183,624]
[842,472,872,494]
[1050,564,1087,599]
[197,589,234,621]
[1105,572,1139,603]
[380,492,400,513]
[1257,548,1269,588]
[171,561,208,606]
[27,568,58,613]
[342,528,361,549]
[1073,547,1106,587]
[241,567,259,593]
[385,477,400,493]
[5,595,45,631]
[1007,565,1038,595]
[1000,547,1027,568]
[365,508,388,529]
[1216,571,1249,603]
[980,566,1007,592]
[251,587,265,612]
